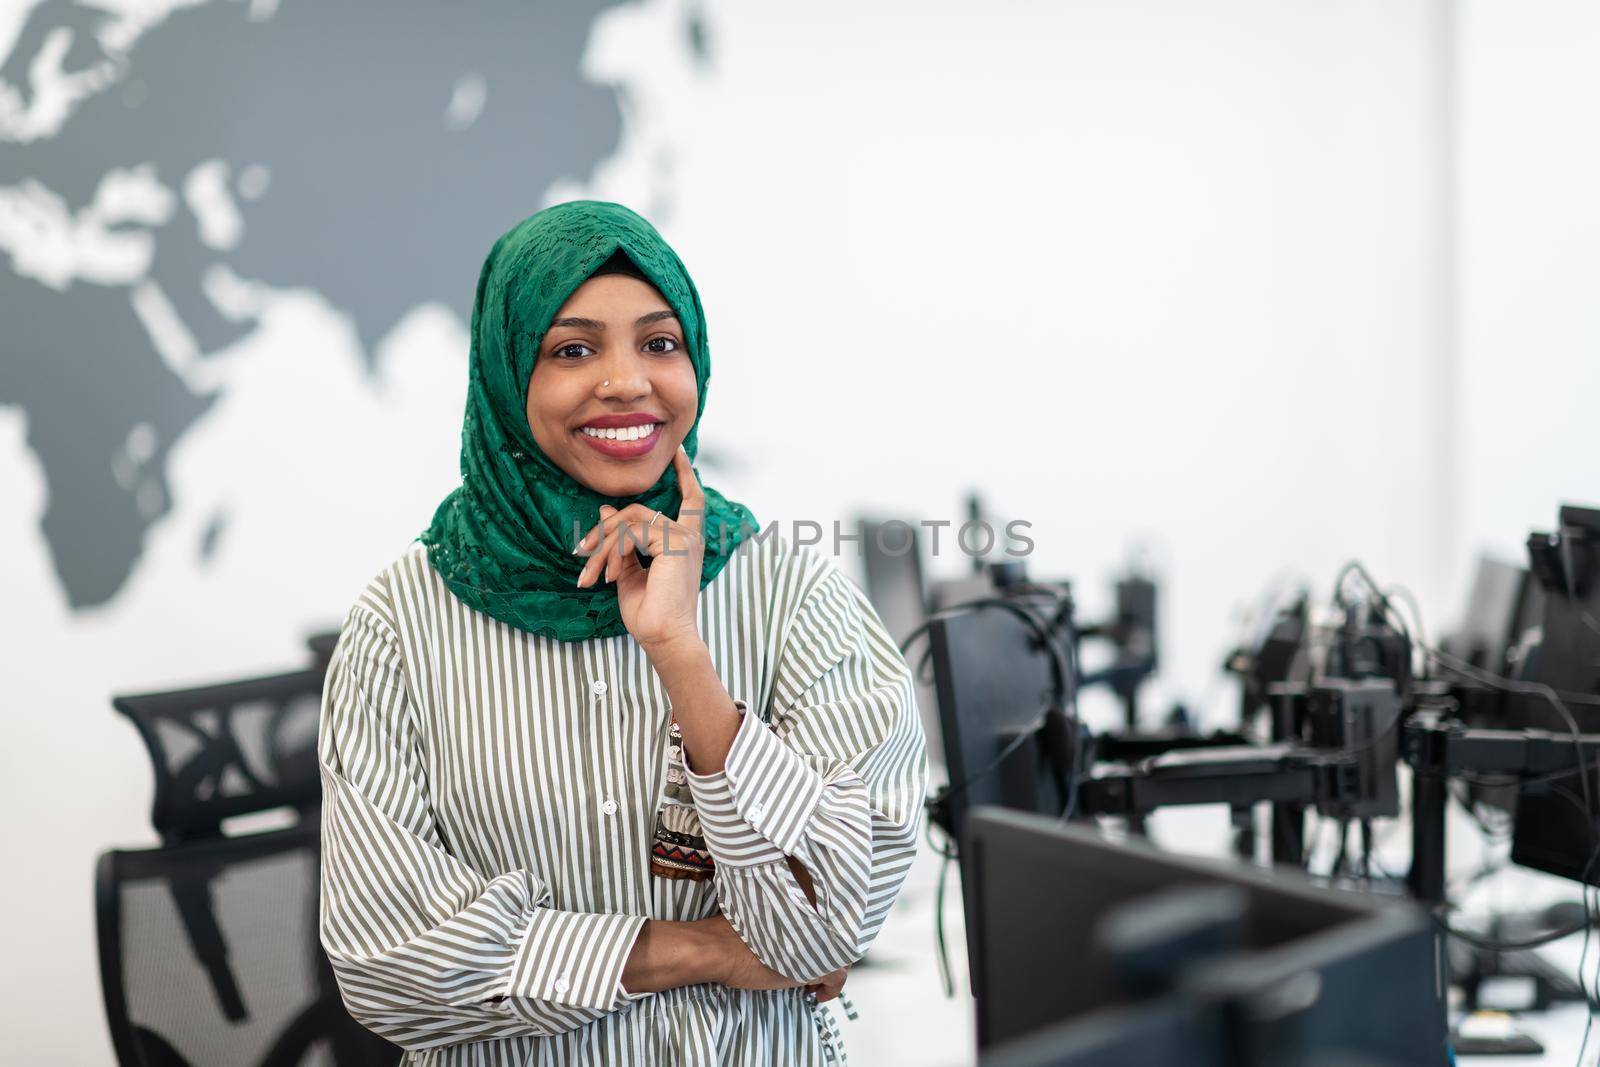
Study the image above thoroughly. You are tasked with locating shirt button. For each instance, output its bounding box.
[602,798,618,816]
[591,680,607,697]
[749,801,765,819]
[553,976,570,994]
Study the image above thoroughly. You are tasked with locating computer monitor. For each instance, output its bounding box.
[858,517,944,775]
[979,997,1218,1067]
[928,601,1071,989]
[1510,503,1600,883]
[967,807,1448,1066]
[1441,556,1527,676]
[1518,504,1600,724]
[928,600,1069,829]
[859,518,929,648]
[929,572,1003,614]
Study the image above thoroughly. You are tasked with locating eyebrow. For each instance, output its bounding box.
[548,310,679,331]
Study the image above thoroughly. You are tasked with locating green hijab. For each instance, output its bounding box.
[418,200,759,642]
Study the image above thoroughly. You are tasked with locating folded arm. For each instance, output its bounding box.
[681,564,930,983]
[319,606,647,1051]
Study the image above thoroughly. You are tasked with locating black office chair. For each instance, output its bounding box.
[96,662,399,1067]
[305,630,340,676]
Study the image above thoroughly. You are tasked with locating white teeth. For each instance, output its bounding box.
[581,423,659,442]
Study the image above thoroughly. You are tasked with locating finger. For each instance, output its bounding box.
[610,509,665,579]
[807,974,841,1003]
[575,519,602,556]
[578,505,649,584]
[579,503,650,552]
[606,518,651,582]
[579,512,630,587]
[577,525,615,587]
[599,520,646,585]
[575,505,620,559]
[614,504,683,550]
[579,505,686,586]
[614,540,647,591]
[673,445,706,539]
[630,508,687,562]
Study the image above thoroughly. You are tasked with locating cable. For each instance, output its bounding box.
[1425,647,1597,821]
[1385,584,1430,681]
[898,591,1076,714]
[1458,757,1600,792]
[925,819,958,998]
[1434,915,1594,952]
[927,724,1040,813]
[901,584,1087,1000]
[1329,818,1350,880]
[1330,560,1418,703]
[1339,561,1600,1065]
[903,585,1085,824]
[1424,646,1600,1005]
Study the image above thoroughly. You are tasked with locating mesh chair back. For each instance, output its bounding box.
[97,823,398,1066]
[99,663,399,1066]
[111,669,326,841]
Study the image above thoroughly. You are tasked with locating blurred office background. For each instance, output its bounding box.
[0,0,1593,1062]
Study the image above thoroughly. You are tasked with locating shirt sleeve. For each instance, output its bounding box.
[318,604,648,1052]
[682,561,929,983]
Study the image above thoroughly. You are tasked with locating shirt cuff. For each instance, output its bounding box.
[616,921,652,1004]
[683,698,827,866]
[502,908,649,1014]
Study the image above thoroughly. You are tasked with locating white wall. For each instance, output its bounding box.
[668,0,1450,728]
[0,1,1449,1061]
[1451,0,1600,589]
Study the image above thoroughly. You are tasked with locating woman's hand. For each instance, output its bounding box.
[805,965,850,1004]
[697,913,849,995]
[574,444,706,654]
[696,913,804,991]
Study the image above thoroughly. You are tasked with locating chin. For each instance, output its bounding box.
[592,477,653,498]
[579,462,665,498]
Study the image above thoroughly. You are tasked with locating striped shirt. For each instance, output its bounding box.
[317,532,929,1066]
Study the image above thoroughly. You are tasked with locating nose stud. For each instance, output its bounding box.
[603,379,610,386]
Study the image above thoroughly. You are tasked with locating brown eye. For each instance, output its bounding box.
[644,336,680,354]
[552,342,593,360]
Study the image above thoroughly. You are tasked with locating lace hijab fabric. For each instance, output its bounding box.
[419,201,759,642]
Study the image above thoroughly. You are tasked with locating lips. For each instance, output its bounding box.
[574,421,663,459]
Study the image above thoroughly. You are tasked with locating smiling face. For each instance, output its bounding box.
[524,273,698,498]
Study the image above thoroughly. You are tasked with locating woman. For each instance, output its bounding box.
[317,200,928,1066]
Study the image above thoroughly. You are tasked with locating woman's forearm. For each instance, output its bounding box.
[644,637,742,774]
[620,918,723,994]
